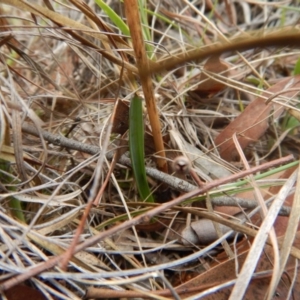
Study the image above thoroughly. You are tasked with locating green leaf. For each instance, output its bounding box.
[94,0,130,36]
[129,95,154,202]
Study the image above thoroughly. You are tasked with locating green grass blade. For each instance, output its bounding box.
[0,159,25,222]
[129,95,154,202]
[293,57,300,75]
[8,196,25,222]
[94,0,130,36]
[138,0,152,54]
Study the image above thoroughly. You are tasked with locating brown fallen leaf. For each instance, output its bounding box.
[188,55,230,99]
[177,232,300,299]
[4,284,46,300]
[214,75,300,161]
[111,99,130,135]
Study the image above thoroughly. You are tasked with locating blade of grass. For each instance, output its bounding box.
[129,95,154,203]
[0,107,25,222]
[293,57,300,75]
[94,0,130,36]
[137,0,153,55]
[0,159,25,222]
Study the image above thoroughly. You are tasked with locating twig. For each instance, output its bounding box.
[22,123,100,155]
[143,29,300,76]
[21,122,194,192]
[85,284,214,299]
[21,122,293,216]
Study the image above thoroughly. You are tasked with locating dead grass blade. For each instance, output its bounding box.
[0,154,294,291]
[3,0,137,74]
[229,169,297,300]
[2,0,127,47]
[270,163,300,297]
[232,133,280,300]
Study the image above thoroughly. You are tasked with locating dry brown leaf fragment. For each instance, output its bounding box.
[177,232,300,299]
[4,284,46,300]
[111,99,130,135]
[214,75,300,161]
[188,55,230,99]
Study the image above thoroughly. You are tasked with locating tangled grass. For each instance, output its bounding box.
[1,1,300,299]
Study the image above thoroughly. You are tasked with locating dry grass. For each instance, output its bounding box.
[1,0,300,299]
